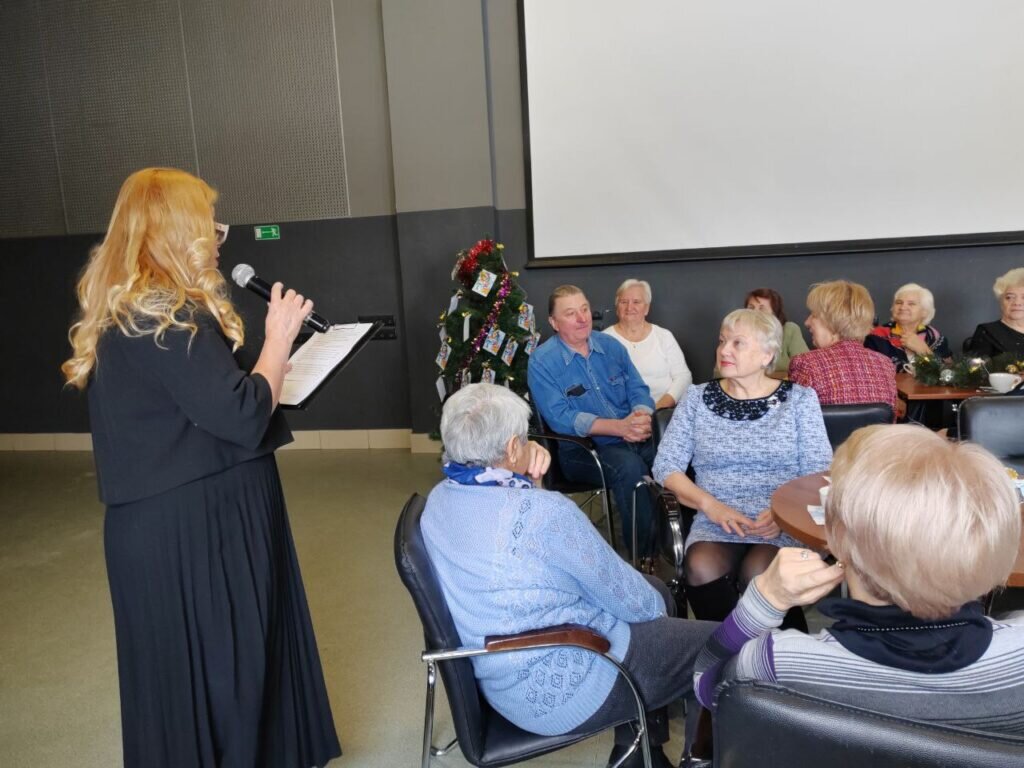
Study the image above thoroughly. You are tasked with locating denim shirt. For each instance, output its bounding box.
[528,332,654,445]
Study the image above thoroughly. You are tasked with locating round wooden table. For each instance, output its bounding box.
[771,472,1024,588]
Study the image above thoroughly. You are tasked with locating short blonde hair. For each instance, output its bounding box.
[615,279,652,305]
[893,282,935,325]
[548,284,585,316]
[827,424,1020,619]
[993,268,1024,299]
[806,280,874,341]
[721,308,783,369]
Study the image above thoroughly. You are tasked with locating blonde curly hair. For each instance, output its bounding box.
[62,168,244,389]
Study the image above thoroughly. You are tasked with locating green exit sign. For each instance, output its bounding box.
[254,225,280,241]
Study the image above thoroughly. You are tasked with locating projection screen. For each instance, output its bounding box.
[520,0,1024,263]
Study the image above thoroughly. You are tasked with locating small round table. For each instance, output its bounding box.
[771,472,1024,588]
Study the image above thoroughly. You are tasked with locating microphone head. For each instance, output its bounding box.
[231,263,255,288]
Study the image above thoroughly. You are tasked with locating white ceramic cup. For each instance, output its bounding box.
[989,372,1023,393]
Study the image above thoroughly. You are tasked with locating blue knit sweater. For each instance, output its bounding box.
[421,480,665,735]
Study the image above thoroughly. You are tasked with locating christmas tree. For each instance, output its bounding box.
[434,238,538,401]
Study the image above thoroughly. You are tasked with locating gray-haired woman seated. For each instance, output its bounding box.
[421,384,716,768]
[694,424,1024,733]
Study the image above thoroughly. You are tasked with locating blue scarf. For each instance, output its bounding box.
[819,598,992,673]
[442,460,534,489]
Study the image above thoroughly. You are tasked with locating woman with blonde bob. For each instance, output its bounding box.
[789,280,898,413]
[694,424,1024,733]
[967,267,1024,359]
[63,168,340,768]
[654,309,832,630]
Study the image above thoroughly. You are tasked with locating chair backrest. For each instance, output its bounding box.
[820,402,893,450]
[652,406,675,448]
[959,396,1024,472]
[713,679,1024,768]
[394,494,491,763]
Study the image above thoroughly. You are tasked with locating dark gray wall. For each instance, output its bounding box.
[3,0,1023,436]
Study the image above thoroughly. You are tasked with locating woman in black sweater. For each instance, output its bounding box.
[62,168,340,768]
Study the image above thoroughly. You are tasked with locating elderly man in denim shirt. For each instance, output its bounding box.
[528,284,657,561]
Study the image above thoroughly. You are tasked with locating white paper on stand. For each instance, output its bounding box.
[280,323,375,407]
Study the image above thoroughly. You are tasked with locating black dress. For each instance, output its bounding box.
[966,321,1024,359]
[89,313,341,768]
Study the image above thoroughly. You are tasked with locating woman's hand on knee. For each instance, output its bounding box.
[703,498,751,537]
[745,508,781,539]
[754,548,845,612]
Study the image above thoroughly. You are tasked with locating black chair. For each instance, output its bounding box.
[529,404,615,547]
[711,679,1024,767]
[959,396,1024,473]
[820,402,893,450]
[632,407,698,609]
[394,494,654,768]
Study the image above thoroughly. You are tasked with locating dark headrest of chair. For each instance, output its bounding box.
[714,679,1024,768]
[820,402,893,450]
[958,396,1024,472]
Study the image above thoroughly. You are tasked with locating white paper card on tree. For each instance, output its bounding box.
[448,293,460,313]
[480,367,496,384]
[435,376,447,401]
[435,342,451,370]
[459,369,472,389]
[439,325,447,342]
[483,327,506,355]
[517,303,533,331]
[524,333,538,356]
[501,339,519,366]
[463,314,471,341]
[472,269,498,297]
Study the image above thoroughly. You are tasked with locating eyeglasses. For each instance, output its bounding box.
[213,222,230,246]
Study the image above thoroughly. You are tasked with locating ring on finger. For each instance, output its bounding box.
[799,550,810,560]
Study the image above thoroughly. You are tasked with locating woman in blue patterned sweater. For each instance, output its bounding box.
[422,384,716,768]
[694,424,1024,735]
[653,309,832,630]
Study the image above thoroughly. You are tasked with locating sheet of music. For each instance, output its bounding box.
[280,323,375,407]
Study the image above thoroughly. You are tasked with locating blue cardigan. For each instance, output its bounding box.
[421,480,665,735]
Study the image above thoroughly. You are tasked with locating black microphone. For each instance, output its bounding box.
[230,263,331,334]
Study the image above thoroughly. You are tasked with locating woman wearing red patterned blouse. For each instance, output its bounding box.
[865,283,953,370]
[789,281,898,414]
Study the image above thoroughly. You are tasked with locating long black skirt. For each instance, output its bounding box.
[104,455,341,767]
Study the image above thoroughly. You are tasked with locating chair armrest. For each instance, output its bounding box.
[528,430,596,451]
[484,624,611,655]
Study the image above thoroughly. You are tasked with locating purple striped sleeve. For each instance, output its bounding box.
[693,581,785,709]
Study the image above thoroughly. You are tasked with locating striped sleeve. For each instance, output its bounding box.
[693,581,786,708]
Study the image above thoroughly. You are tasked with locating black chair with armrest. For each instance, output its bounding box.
[631,407,698,610]
[529,403,615,547]
[394,493,654,768]
[819,402,893,450]
[711,679,1024,768]
[958,396,1024,473]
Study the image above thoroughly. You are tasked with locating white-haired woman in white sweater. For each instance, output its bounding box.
[604,279,692,409]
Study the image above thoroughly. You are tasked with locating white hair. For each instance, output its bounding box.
[993,268,1024,299]
[893,282,936,325]
[441,383,531,466]
[615,278,652,305]
[721,308,783,369]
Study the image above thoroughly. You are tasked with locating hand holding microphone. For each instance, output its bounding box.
[231,263,331,333]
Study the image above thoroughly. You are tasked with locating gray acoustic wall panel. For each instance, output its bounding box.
[0,2,67,237]
[38,0,197,234]
[180,0,349,224]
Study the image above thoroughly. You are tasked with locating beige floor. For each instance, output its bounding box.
[0,450,684,768]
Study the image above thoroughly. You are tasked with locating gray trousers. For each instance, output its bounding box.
[570,576,718,746]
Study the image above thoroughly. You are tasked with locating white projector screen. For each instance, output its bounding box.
[520,0,1024,263]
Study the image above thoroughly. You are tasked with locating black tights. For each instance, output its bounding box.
[684,541,807,631]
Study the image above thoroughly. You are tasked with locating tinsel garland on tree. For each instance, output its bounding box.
[433,238,538,400]
[910,354,988,388]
